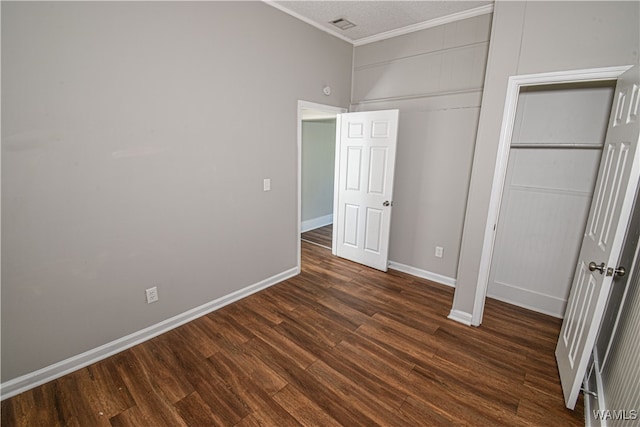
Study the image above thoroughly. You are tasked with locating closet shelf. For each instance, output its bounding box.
[510,142,604,149]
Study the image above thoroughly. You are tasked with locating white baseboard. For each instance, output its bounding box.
[486,280,566,318]
[301,214,333,233]
[584,349,606,427]
[0,266,299,401]
[388,261,456,288]
[448,309,473,326]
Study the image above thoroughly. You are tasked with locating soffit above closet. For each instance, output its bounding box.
[268,0,493,45]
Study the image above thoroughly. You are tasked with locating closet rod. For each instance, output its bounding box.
[510,143,604,150]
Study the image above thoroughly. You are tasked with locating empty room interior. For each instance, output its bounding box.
[2,1,640,426]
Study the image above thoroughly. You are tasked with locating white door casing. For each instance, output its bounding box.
[470,66,631,327]
[333,110,399,271]
[556,66,640,410]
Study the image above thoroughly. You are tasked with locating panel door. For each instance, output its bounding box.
[334,110,399,271]
[556,66,640,409]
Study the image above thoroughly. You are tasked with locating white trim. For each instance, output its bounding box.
[590,349,607,427]
[297,101,347,268]
[487,278,570,318]
[388,261,456,288]
[0,267,298,400]
[584,374,598,427]
[354,5,494,46]
[447,309,473,326]
[486,292,565,319]
[263,1,353,44]
[584,390,595,427]
[264,1,493,47]
[301,214,333,233]
[332,113,343,256]
[472,65,633,327]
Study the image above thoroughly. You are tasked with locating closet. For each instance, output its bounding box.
[487,81,615,317]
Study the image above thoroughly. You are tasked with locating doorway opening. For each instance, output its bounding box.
[300,115,337,249]
[486,80,616,318]
[297,101,346,268]
[297,103,400,272]
[471,66,631,326]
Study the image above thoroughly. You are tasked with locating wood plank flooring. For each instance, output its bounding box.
[301,224,332,249]
[1,241,584,426]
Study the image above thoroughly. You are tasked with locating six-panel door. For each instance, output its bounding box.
[334,110,399,271]
[556,66,640,409]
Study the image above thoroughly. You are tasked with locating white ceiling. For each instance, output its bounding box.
[268,1,493,45]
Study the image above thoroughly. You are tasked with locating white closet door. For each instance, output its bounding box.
[556,65,640,409]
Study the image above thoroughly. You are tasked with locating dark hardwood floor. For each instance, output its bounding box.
[1,241,584,426]
[301,224,332,249]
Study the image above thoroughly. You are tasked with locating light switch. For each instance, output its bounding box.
[263,178,271,192]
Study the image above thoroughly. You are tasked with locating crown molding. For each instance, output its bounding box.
[353,4,494,46]
[264,2,494,47]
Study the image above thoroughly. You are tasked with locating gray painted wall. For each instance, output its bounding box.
[1,1,352,382]
[352,14,492,279]
[301,119,336,224]
[452,1,640,320]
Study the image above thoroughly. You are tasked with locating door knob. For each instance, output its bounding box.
[588,261,605,274]
[383,201,392,207]
[607,266,626,277]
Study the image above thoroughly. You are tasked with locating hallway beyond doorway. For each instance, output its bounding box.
[301,224,332,249]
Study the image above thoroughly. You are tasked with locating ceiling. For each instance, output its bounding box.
[269,1,493,45]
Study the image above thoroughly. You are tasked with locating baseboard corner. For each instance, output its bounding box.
[447,309,473,326]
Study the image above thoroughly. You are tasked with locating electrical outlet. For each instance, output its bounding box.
[146,287,159,304]
[435,246,444,258]
[263,178,271,192]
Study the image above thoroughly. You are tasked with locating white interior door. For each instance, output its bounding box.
[556,65,640,409]
[333,110,399,271]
